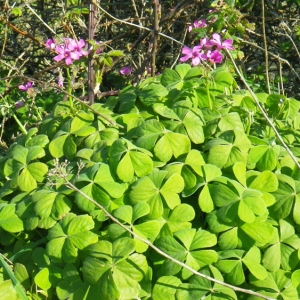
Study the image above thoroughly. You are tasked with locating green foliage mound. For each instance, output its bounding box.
[1,64,300,299]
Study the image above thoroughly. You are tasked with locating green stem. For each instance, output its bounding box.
[206,79,212,110]
[66,68,73,109]
[12,114,27,135]
[35,107,43,121]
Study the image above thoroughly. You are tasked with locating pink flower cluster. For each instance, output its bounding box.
[120,66,133,76]
[188,19,207,32]
[19,81,34,91]
[45,38,88,65]
[180,33,234,66]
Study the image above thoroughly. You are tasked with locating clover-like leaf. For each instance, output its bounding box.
[156,228,217,279]
[155,105,205,144]
[113,203,160,252]
[247,170,278,206]
[82,238,148,300]
[32,189,72,221]
[110,138,153,182]
[154,132,191,162]
[49,111,96,159]
[159,204,195,236]
[205,130,251,169]
[56,264,85,299]
[75,163,126,212]
[164,150,206,197]
[270,174,300,224]
[248,137,281,171]
[0,204,24,233]
[218,112,244,132]
[46,213,98,263]
[198,164,222,213]
[176,265,237,300]
[130,171,184,219]
[152,276,182,300]
[250,269,298,299]
[136,119,165,150]
[207,211,275,249]
[216,247,267,285]
[212,179,267,224]
[137,82,168,106]
[262,220,300,271]
[4,145,48,192]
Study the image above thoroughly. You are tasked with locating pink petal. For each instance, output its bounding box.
[65,57,73,65]
[193,45,203,52]
[53,53,64,62]
[192,57,201,66]
[77,39,86,48]
[180,56,191,62]
[222,39,234,50]
[181,46,193,55]
[70,52,81,60]
[80,49,89,56]
[211,33,222,46]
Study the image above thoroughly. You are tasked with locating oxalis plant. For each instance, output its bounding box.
[2,16,300,300]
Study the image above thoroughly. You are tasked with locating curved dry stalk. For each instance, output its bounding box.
[237,37,300,82]
[24,2,56,35]
[52,160,275,300]
[261,0,271,93]
[93,1,183,46]
[226,49,300,170]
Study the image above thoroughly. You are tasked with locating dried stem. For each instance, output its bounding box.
[226,49,300,170]
[88,0,96,105]
[24,2,56,35]
[151,0,160,77]
[54,162,275,300]
[262,0,271,94]
[237,37,300,82]
[93,2,183,46]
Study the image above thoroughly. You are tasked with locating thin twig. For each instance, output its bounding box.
[278,59,284,95]
[170,27,188,69]
[262,0,271,94]
[226,49,300,170]
[93,1,183,46]
[151,0,160,77]
[55,164,274,300]
[237,37,300,82]
[51,85,124,128]
[277,22,300,60]
[0,17,44,46]
[88,0,96,105]
[24,2,56,35]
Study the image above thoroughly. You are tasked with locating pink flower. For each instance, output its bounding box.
[67,39,89,57]
[53,45,79,65]
[210,33,234,50]
[180,45,205,66]
[94,42,102,54]
[200,37,213,49]
[188,19,207,32]
[120,66,133,76]
[19,82,34,91]
[15,100,25,109]
[206,50,223,64]
[58,75,64,88]
[47,38,89,65]
[45,38,57,49]
[221,39,234,50]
